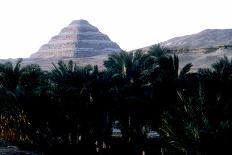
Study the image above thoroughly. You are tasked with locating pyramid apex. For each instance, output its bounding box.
[70,19,89,25]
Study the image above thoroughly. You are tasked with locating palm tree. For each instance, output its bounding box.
[139,53,198,154]
[104,50,155,154]
[49,60,101,153]
[147,44,168,57]
[19,64,46,94]
[159,91,210,154]
[197,56,232,154]
[0,58,23,91]
[0,58,45,95]
[198,56,232,125]
[104,50,150,84]
[143,53,194,113]
[159,56,232,154]
[0,59,46,146]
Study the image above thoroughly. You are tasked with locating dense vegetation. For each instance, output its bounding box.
[0,45,232,154]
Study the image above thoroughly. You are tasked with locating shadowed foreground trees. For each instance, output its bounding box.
[0,46,232,154]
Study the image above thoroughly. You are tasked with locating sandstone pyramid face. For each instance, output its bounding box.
[31,19,121,59]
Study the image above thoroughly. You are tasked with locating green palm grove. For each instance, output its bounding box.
[0,45,231,154]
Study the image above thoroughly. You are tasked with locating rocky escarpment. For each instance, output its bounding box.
[141,29,232,69]
[160,29,232,69]
[161,29,232,49]
[30,19,121,59]
[173,46,232,69]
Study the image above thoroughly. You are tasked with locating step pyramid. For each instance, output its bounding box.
[30,19,121,59]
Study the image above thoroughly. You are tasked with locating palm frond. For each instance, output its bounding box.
[14,58,23,73]
[179,63,192,79]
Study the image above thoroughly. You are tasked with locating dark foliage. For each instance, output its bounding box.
[0,47,231,154]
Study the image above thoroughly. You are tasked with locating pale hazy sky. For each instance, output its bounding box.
[0,0,232,58]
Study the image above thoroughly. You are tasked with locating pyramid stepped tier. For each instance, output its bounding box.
[30,19,121,59]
